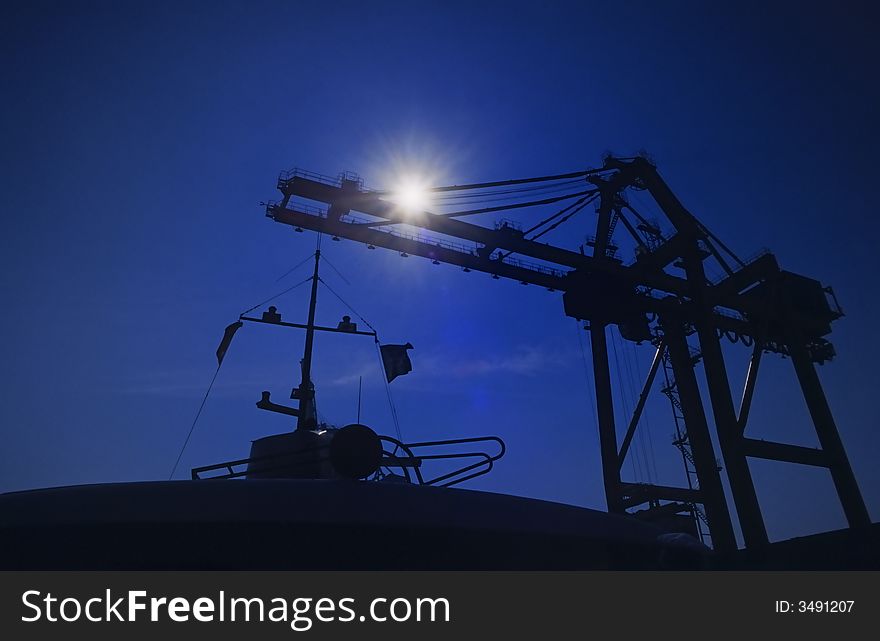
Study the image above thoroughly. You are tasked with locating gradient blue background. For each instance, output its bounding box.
[2,0,878,546]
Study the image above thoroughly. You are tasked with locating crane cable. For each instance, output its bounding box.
[429,179,588,205]
[440,189,596,219]
[620,332,658,483]
[609,328,642,482]
[372,169,601,196]
[495,193,598,263]
[617,329,649,483]
[526,193,599,240]
[430,185,590,208]
[574,321,600,450]
[633,341,659,482]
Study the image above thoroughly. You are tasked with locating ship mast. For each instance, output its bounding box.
[294,248,321,430]
[192,233,506,487]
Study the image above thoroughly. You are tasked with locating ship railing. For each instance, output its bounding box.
[377,435,506,488]
[191,443,332,480]
[192,434,506,488]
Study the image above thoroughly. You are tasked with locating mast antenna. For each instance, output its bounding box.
[357,375,363,423]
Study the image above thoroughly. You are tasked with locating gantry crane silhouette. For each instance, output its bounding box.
[263,155,870,553]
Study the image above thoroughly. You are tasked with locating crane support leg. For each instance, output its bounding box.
[790,345,871,529]
[588,323,624,514]
[696,324,769,548]
[664,323,738,553]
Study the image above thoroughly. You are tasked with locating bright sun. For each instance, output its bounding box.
[392,179,430,212]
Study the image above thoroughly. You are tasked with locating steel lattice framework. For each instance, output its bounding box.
[264,155,870,553]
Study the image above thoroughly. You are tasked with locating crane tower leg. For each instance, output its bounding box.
[696,323,769,548]
[589,323,624,514]
[664,322,738,554]
[790,345,871,529]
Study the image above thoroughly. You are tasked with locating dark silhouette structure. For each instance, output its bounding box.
[0,480,698,569]
[193,248,507,489]
[1,156,876,571]
[264,155,870,554]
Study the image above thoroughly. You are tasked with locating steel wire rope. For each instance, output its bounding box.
[619,332,658,484]
[620,330,653,483]
[168,364,221,480]
[428,179,588,203]
[316,276,403,441]
[275,252,317,282]
[440,189,597,219]
[526,193,599,240]
[495,193,598,264]
[318,252,351,286]
[317,276,378,335]
[574,321,600,450]
[429,185,591,208]
[169,275,317,478]
[240,276,313,316]
[371,169,604,196]
[629,340,659,483]
[610,328,642,482]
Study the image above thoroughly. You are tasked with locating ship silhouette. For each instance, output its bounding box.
[0,245,707,570]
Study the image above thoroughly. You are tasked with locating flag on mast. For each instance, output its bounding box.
[216,321,243,366]
[380,342,414,383]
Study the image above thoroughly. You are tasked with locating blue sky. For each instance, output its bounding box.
[1,0,878,545]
